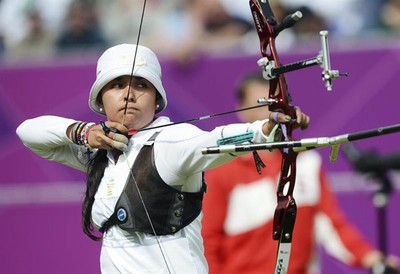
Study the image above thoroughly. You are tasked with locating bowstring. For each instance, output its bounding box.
[121,155,173,274]
[121,0,173,272]
[122,0,146,126]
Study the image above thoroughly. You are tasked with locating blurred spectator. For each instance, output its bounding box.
[96,0,142,45]
[56,1,108,55]
[0,0,396,62]
[380,0,400,31]
[219,0,287,25]
[99,0,256,63]
[285,5,328,48]
[96,0,175,47]
[5,9,56,62]
[215,0,324,53]
[219,0,296,53]
[145,0,257,63]
[279,0,383,36]
[289,6,327,36]
[185,0,254,52]
[0,0,72,51]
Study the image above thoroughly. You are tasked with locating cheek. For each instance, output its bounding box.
[102,91,120,106]
[146,91,157,108]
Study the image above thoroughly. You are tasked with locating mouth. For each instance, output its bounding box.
[120,105,139,113]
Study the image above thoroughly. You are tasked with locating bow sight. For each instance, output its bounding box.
[258,30,347,91]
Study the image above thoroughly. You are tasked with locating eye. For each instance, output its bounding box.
[136,79,148,89]
[111,79,124,89]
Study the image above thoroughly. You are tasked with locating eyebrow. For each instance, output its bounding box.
[114,76,146,81]
[108,76,124,82]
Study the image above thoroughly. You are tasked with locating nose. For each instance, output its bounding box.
[124,86,137,103]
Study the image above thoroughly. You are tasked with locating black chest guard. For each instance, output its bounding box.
[100,132,207,235]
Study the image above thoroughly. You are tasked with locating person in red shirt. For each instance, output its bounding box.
[202,72,399,274]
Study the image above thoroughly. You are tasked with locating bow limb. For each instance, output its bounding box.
[250,1,299,272]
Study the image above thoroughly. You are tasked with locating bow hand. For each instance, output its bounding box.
[263,109,310,136]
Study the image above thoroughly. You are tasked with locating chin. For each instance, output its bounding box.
[122,117,138,128]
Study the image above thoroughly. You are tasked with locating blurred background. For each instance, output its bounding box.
[0,0,399,273]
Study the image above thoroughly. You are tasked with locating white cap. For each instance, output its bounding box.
[89,44,167,115]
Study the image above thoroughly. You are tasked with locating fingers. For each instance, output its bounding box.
[100,121,112,135]
[295,107,310,130]
[268,108,310,130]
[100,121,128,136]
[88,121,129,151]
[268,112,291,123]
[112,133,129,151]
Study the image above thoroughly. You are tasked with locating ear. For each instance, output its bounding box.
[96,95,103,108]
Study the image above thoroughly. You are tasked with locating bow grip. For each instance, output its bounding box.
[273,195,297,241]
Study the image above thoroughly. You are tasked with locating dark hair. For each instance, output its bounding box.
[82,149,108,241]
[236,72,268,103]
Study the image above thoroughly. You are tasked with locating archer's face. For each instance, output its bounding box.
[237,81,270,123]
[100,75,157,130]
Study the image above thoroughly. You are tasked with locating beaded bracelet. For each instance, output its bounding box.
[77,122,87,145]
[71,122,85,144]
[71,121,94,146]
[81,122,95,149]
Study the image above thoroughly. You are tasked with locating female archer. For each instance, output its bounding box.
[16,43,309,273]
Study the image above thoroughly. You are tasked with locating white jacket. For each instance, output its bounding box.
[17,115,269,274]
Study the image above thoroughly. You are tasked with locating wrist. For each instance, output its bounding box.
[70,121,95,147]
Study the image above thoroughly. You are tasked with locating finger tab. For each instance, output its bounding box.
[113,133,129,144]
[112,140,128,152]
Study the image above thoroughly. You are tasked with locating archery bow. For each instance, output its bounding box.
[248,1,342,272]
[249,1,299,272]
